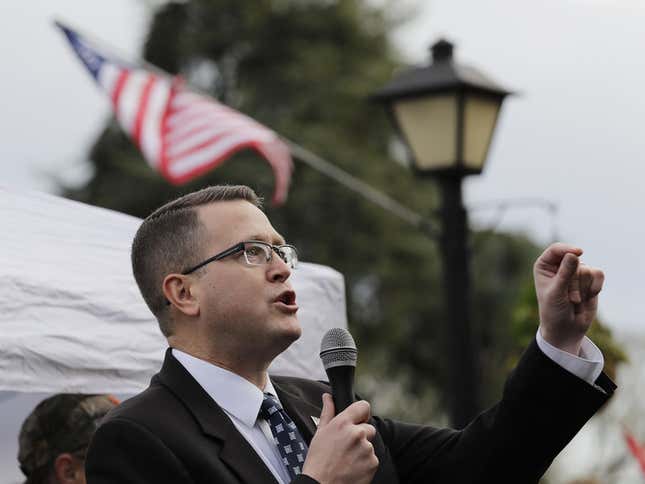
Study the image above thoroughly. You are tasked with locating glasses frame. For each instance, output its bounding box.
[182,240,298,275]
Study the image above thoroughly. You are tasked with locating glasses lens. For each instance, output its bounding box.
[278,246,298,268]
[244,242,271,265]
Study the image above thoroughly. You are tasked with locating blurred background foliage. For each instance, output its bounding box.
[65,0,624,423]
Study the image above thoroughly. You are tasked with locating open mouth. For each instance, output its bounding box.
[275,290,296,306]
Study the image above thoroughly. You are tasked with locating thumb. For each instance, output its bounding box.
[318,393,335,427]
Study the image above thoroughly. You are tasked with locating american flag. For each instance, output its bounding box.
[57,22,293,205]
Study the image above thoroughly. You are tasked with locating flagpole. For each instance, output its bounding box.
[286,142,437,235]
[55,19,437,236]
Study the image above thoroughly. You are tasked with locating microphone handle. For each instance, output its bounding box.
[326,366,355,413]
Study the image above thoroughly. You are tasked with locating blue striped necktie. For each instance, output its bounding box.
[258,393,309,480]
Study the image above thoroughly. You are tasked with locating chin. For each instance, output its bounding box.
[281,319,302,342]
[262,331,300,363]
[275,319,302,347]
[288,325,303,341]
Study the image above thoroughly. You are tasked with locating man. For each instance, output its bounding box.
[86,185,615,483]
[18,393,118,484]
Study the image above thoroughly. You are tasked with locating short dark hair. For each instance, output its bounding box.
[131,185,262,336]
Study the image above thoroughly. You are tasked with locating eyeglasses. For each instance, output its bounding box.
[182,240,298,275]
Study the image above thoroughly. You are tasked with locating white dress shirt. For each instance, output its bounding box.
[535,329,604,385]
[172,349,292,484]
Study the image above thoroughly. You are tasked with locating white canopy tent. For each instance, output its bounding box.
[0,186,347,394]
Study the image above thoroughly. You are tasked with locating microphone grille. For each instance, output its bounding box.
[320,328,357,369]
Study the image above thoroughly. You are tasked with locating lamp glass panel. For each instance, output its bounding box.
[393,94,457,171]
[463,95,501,171]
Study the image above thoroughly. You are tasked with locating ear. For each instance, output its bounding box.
[162,273,200,317]
[53,453,83,483]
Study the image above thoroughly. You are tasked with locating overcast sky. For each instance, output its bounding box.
[2,0,645,481]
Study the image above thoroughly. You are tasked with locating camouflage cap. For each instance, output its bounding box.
[17,393,118,477]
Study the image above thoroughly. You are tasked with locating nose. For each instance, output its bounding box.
[266,253,291,283]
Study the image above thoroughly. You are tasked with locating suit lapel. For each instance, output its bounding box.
[273,378,321,444]
[156,349,278,484]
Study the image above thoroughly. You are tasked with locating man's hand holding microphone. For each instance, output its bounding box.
[302,328,378,483]
[303,395,378,484]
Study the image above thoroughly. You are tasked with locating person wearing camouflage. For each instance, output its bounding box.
[17,394,117,484]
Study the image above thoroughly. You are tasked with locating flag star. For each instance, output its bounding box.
[289,431,296,440]
[284,445,292,454]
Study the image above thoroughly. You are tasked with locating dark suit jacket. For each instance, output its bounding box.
[86,339,615,484]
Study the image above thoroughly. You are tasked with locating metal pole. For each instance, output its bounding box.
[287,142,439,236]
[437,175,480,428]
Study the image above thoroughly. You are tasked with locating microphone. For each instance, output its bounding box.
[319,328,357,413]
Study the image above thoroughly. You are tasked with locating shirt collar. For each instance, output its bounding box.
[171,348,280,427]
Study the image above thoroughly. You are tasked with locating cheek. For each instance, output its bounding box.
[204,277,266,319]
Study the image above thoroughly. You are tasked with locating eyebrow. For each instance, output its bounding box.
[249,234,286,245]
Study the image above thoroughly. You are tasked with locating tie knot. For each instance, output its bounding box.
[259,393,282,420]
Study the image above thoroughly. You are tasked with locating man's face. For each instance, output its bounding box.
[191,200,301,357]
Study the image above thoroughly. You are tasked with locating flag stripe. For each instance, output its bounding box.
[166,121,264,157]
[166,112,237,139]
[117,71,152,135]
[171,91,218,109]
[132,74,156,147]
[110,70,129,116]
[166,104,235,128]
[168,131,272,177]
[140,78,172,165]
[167,142,255,184]
[98,63,123,96]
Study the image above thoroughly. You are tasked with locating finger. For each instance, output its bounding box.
[568,275,581,304]
[557,253,580,298]
[587,295,598,313]
[318,393,335,426]
[575,266,593,302]
[575,294,598,316]
[588,269,605,298]
[357,423,377,441]
[342,400,371,424]
[363,440,375,455]
[360,440,377,462]
[537,243,583,267]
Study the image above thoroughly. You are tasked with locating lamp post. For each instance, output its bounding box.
[372,39,512,428]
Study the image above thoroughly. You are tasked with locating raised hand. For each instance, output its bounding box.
[533,242,605,355]
[302,394,379,484]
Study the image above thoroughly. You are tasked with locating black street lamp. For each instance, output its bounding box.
[372,39,512,428]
